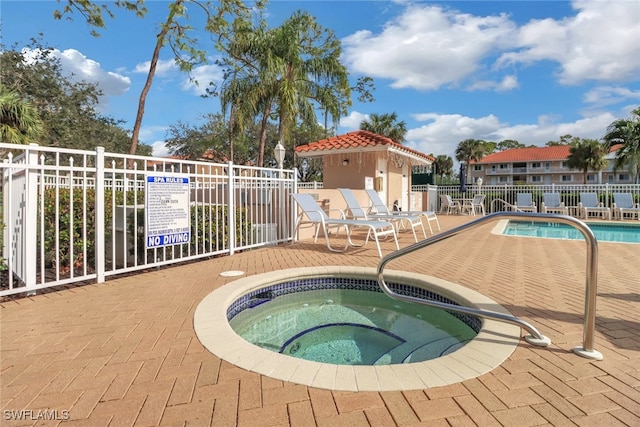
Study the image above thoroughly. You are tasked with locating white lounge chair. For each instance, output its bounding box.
[338,188,425,241]
[291,193,399,258]
[612,193,640,220]
[461,194,486,216]
[541,193,568,215]
[514,193,537,212]
[439,194,461,215]
[579,193,611,220]
[365,189,441,234]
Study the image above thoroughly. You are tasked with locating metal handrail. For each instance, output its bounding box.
[377,211,603,360]
[490,198,516,213]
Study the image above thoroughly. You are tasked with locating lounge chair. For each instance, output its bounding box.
[513,193,537,212]
[338,188,425,241]
[578,193,611,220]
[439,194,461,215]
[365,189,441,234]
[291,193,399,258]
[612,193,640,220]
[541,193,568,215]
[461,194,486,216]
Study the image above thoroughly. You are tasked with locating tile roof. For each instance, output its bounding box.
[295,130,434,162]
[475,146,571,163]
[475,144,620,164]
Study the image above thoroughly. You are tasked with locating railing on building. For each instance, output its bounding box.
[1,143,296,297]
[297,181,323,189]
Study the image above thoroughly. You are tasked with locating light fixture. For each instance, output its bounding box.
[342,159,349,166]
[274,141,285,169]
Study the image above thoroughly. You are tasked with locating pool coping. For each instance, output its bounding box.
[194,266,522,392]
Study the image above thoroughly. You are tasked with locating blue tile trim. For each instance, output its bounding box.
[226,277,482,333]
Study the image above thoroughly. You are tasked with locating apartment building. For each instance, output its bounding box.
[469,145,633,185]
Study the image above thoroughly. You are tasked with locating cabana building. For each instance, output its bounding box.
[295,130,435,211]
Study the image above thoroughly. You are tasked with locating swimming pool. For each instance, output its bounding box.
[501,221,640,243]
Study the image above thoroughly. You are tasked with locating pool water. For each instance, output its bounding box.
[503,221,640,243]
[229,289,477,365]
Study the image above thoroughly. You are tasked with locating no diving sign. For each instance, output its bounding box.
[145,175,191,248]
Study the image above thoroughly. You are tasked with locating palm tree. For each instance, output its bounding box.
[270,12,350,153]
[0,85,44,145]
[359,112,407,143]
[602,107,640,183]
[434,155,454,184]
[455,139,485,182]
[220,11,350,167]
[567,138,607,184]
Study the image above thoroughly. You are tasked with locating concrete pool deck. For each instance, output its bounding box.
[1,215,639,426]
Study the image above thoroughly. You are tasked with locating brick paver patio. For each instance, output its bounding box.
[1,215,638,426]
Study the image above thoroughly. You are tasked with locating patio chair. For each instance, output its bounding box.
[338,188,425,241]
[578,193,611,220]
[365,189,441,234]
[291,193,399,258]
[541,193,568,215]
[612,193,640,220]
[513,193,537,212]
[461,194,486,216]
[439,194,461,215]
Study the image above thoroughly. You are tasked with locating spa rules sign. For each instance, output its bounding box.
[145,175,191,248]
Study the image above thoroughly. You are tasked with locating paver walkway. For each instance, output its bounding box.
[1,215,639,426]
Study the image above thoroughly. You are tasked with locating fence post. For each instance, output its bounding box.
[24,144,39,291]
[287,168,298,241]
[95,147,105,283]
[227,162,235,256]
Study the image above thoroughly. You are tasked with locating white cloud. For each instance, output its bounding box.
[151,140,170,157]
[54,49,131,96]
[467,75,519,92]
[497,0,640,84]
[138,125,168,145]
[342,1,639,93]
[339,111,370,130]
[181,63,224,96]
[583,86,640,107]
[132,58,178,76]
[22,47,130,103]
[341,4,516,91]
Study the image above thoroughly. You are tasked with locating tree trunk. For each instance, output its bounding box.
[129,3,181,157]
[257,103,272,167]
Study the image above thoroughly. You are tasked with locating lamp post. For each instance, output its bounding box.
[274,141,285,170]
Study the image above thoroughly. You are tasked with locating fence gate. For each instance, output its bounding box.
[2,146,38,291]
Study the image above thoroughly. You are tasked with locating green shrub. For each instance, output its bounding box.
[39,188,143,271]
[40,188,102,270]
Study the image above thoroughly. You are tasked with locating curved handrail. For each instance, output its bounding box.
[491,198,516,213]
[377,211,603,360]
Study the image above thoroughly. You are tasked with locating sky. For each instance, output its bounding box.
[2,0,640,164]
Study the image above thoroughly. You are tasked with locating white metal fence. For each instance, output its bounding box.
[1,143,296,297]
[420,183,640,213]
